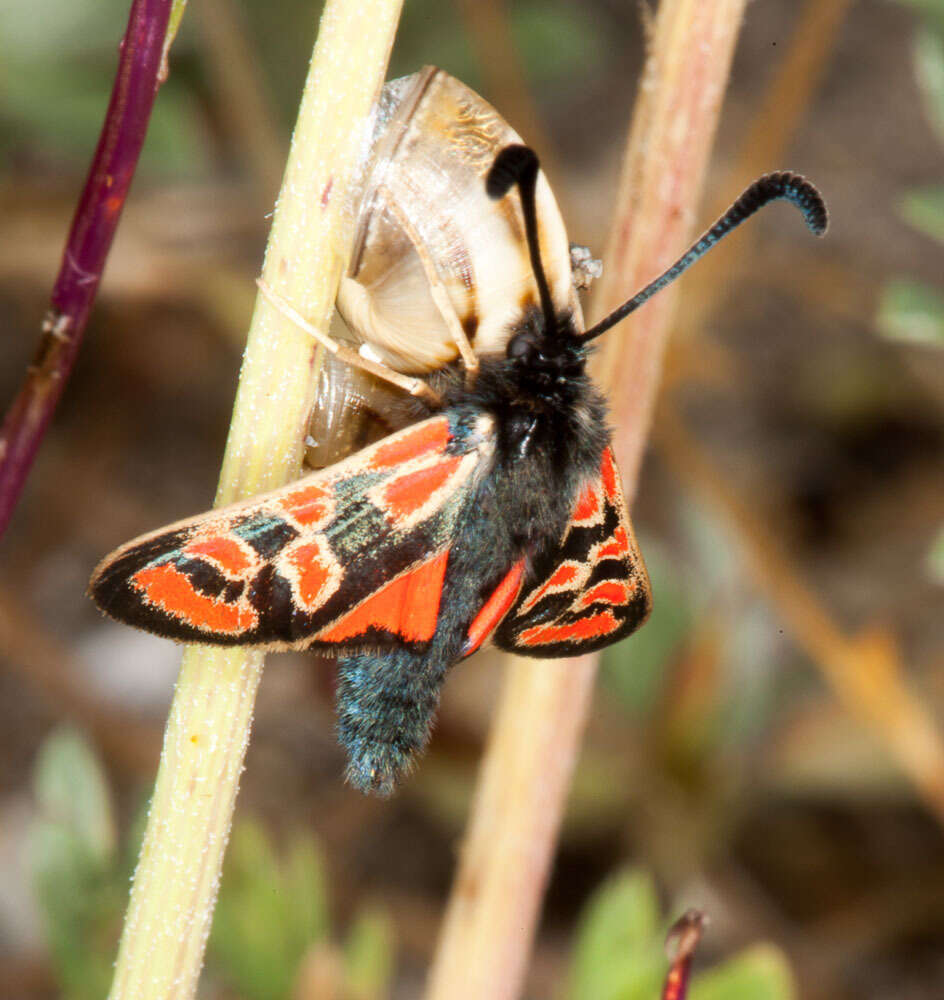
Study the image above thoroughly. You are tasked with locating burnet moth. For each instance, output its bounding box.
[91,84,827,797]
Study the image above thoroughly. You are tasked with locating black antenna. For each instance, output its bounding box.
[580,172,828,343]
[487,145,558,338]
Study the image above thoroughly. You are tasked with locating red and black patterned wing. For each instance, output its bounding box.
[492,447,651,657]
[91,414,495,653]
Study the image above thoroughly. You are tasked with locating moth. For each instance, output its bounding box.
[91,71,827,796]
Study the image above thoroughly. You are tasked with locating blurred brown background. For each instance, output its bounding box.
[1,1,942,998]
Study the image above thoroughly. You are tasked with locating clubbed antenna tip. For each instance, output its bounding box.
[580,170,829,343]
[486,144,557,337]
[486,144,539,201]
[743,171,828,236]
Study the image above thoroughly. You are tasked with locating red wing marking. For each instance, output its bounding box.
[369,420,451,470]
[381,456,463,522]
[571,483,601,524]
[545,565,579,587]
[184,536,253,575]
[595,526,630,560]
[131,563,258,634]
[316,549,450,644]
[462,558,526,657]
[283,538,343,610]
[578,580,635,609]
[279,483,332,526]
[600,447,618,500]
[518,610,621,648]
[518,561,583,615]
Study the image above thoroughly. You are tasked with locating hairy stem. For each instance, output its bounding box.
[106,2,403,997]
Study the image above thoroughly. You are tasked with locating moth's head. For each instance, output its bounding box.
[506,324,542,365]
[504,314,585,386]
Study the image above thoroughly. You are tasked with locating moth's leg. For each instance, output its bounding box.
[256,279,441,405]
[376,184,480,379]
[335,649,448,796]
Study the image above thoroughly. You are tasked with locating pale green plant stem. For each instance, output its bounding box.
[425,3,750,998]
[107,2,403,997]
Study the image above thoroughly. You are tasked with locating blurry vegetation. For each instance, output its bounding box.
[0,0,612,174]
[1,0,942,997]
[0,0,207,174]
[389,0,608,97]
[877,0,944,346]
[928,525,944,584]
[30,729,126,1000]
[30,729,393,1000]
[601,545,694,720]
[567,870,795,1000]
[211,822,394,1000]
[877,0,944,590]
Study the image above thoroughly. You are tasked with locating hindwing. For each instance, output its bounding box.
[91,414,495,652]
[492,447,651,657]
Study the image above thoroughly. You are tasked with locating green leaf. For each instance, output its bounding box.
[926,525,944,584]
[914,23,944,144]
[896,0,944,40]
[568,870,665,1000]
[344,907,395,1000]
[511,2,609,85]
[689,944,796,1000]
[33,728,115,867]
[876,279,944,346]
[0,0,128,59]
[163,0,191,66]
[900,186,944,243]
[210,822,330,1000]
[30,729,121,1000]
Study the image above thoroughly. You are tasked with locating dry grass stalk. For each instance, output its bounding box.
[425,3,749,998]
[195,0,285,202]
[106,2,404,997]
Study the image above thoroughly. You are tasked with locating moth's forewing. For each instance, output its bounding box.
[91,415,497,653]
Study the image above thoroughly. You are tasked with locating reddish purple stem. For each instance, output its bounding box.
[661,909,707,1000]
[0,0,173,538]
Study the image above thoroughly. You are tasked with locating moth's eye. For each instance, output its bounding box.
[507,333,537,362]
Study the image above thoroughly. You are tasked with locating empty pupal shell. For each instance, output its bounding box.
[336,65,582,374]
